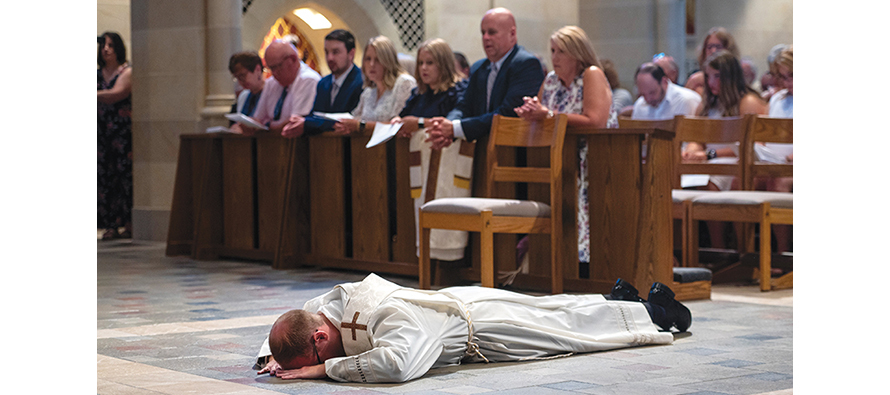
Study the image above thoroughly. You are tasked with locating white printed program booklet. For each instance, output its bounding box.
[314,112,354,122]
[224,113,268,130]
[365,122,403,148]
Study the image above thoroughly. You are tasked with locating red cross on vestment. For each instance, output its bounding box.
[341,311,368,340]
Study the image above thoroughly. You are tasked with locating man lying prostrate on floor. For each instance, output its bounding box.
[254,273,691,383]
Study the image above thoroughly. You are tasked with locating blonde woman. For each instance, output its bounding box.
[334,36,416,134]
[514,25,614,265]
[390,38,470,261]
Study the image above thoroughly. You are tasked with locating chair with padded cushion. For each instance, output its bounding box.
[418,114,568,293]
[689,115,793,291]
[671,115,751,268]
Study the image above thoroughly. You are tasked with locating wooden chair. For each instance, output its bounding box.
[418,114,568,293]
[688,115,793,291]
[672,115,750,268]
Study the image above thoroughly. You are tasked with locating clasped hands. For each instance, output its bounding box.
[257,357,327,380]
[514,96,549,122]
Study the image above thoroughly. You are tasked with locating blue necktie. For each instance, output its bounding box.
[273,86,288,121]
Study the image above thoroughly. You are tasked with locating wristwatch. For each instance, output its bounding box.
[418,117,425,129]
[706,149,717,160]
[359,120,366,133]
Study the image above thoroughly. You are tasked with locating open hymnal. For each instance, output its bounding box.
[224,113,268,130]
[365,122,403,148]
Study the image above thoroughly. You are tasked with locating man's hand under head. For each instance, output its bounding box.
[274,364,327,380]
[258,357,327,380]
[425,117,455,150]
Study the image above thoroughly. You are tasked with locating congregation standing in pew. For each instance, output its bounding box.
[390,38,472,261]
[425,7,545,150]
[684,49,768,249]
[514,25,614,266]
[227,51,265,131]
[237,40,321,138]
[630,62,701,120]
[333,35,416,134]
[304,29,364,136]
[685,27,739,97]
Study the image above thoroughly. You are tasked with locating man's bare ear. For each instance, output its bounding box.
[313,329,329,343]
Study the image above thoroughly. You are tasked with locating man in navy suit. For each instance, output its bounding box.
[303,29,364,136]
[426,8,544,149]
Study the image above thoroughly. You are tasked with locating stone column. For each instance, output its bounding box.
[129,0,240,241]
[202,0,242,128]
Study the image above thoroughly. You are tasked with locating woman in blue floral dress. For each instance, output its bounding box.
[97,32,133,239]
[515,26,617,266]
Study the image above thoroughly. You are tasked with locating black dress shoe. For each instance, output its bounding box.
[610,278,646,302]
[647,282,692,332]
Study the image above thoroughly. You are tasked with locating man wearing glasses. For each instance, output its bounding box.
[254,273,690,383]
[242,40,321,137]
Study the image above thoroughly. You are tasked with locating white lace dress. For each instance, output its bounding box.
[351,73,417,122]
[540,71,618,264]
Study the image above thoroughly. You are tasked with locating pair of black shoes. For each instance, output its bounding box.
[609,279,692,332]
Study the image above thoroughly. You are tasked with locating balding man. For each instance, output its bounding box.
[426,8,544,149]
[652,53,680,84]
[241,40,321,138]
[631,62,700,120]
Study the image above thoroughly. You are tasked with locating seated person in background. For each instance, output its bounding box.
[652,52,680,84]
[425,7,545,150]
[453,51,471,80]
[761,43,790,102]
[741,57,760,93]
[601,59,634,116]
[768,46,793,120]
[228,51,265,133]
[685,27,740,96]
[685,50,768,249]
[255,274,691,383]
[631,62,701,120]
[242,40,321,138]
[304,29,363,136]
[390,38,471,262]
[333,35,416,134]
[514,25,614,268]
[763,45,793,253]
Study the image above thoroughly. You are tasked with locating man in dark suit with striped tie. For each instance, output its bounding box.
[303,29,364,136]
[426,7,544,149]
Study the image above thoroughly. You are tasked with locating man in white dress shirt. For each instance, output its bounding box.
[254,274,690,383]
[240,40,321,137]
[631,62,701,120]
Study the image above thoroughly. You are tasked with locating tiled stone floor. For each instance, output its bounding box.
[97,239,792,394]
